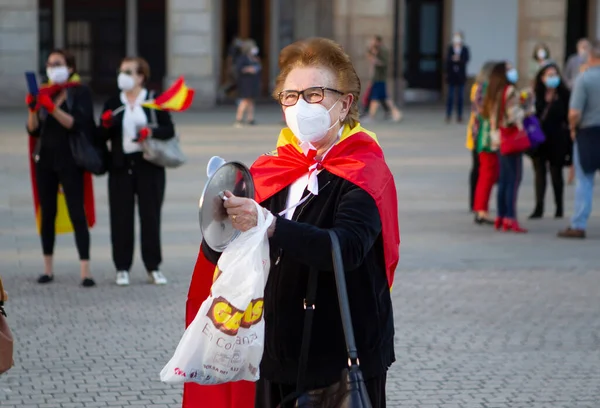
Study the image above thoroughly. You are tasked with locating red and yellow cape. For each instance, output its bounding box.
[183,124,399,408]
[28,75,96,234]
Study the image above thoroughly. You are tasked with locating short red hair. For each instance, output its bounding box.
[273,38,361,128]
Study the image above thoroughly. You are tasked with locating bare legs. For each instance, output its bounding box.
[235,98,255,125]
[368,100,403,122]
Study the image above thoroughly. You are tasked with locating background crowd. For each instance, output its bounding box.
[464,37,600,239]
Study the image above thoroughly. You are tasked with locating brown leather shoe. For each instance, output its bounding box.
[557,227,586,239]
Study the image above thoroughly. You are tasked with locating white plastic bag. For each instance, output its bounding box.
[160,201,274,384]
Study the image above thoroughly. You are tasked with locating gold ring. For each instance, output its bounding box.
[232,215,237,221]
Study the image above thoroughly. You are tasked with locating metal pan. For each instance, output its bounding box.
[198,157,255,252]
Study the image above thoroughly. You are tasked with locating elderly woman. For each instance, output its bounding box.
[184,38,400,408]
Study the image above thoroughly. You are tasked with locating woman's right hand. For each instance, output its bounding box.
[101,110,113,128]
[25,94,37,112]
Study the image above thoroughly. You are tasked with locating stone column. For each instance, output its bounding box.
[0,0,38,107]
[517,0,567,84]
[166,0,216,107]
[126,0,138,56]
[332,0,400,102]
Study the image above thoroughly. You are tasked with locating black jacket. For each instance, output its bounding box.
[445,45,470,85]
[534,89,572,166]
[202,170,395,389]
[28,85,95,170]
[98,92,175,169]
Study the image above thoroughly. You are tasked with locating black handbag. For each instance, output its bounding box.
[280,230,372,408]
[66,88,108,175]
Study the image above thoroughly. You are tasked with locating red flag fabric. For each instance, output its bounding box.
[183,124,399,407]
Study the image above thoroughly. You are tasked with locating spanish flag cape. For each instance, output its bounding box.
[183,124,399,408]
[28,74,96,234]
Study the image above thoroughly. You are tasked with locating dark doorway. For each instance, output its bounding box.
[39,0,55,76]
[64,0,126,95]
[138,0,167,94]
[221,0,271,100]
[403,0,444,90]
[565,0,589,60]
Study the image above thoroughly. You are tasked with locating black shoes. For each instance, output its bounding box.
[37,274,54,284]
[529,207,563,219]
[37,274,95,287]
[474,215,494,225]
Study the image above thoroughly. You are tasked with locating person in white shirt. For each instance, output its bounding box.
[98,57,175,286]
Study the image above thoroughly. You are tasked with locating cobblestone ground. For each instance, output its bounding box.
[0,106,599,408]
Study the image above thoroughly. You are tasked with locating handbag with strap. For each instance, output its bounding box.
[0,276,14,375]
[142,92,186,168]
[66,88,108,175]
[498,87,531,155]
[522,115,546,149]
[280,230,372,408]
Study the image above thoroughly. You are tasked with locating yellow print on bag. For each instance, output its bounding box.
[207,296,264,336]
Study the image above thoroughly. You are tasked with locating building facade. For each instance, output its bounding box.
[0,0,599,108]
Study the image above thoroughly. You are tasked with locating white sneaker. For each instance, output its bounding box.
[116,271,130,286]
[148,271,167,285]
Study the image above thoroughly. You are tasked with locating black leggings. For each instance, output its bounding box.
[531,154,564,214]
[36,164,90,260]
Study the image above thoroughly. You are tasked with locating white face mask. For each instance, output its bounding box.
[118,72,136,91]
[453,35,462,45]
[250,46,259,56]
[536,49,547,60]
[46,66,70,84]
[284,98,340,144]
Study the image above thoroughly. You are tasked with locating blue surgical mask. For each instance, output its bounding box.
[506,68,519,83]
[544,75,561,89]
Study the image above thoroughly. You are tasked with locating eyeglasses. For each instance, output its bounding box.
[278,87,344,107]
[46,62,65,68]
[118,69,135,76]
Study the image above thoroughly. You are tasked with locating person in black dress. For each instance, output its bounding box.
[234,39,262,127]
[25,49,96,287]
[98,57,174,286]
[529,63,572,219]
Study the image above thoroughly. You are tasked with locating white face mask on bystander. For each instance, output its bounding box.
[46,66,70,84]
[117,73,136,91]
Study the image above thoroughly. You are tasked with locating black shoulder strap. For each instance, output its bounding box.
[66,87,75,112]
[147,90,158,127]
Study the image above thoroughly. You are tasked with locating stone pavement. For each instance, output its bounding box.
[0,106,599,408]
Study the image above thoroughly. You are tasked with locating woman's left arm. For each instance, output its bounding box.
[270,185,382,272]
[48,86,93,130]
[151,109,175,140]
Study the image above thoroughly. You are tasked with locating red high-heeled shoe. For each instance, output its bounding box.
[502,218,528,233]
[494,217,504,230]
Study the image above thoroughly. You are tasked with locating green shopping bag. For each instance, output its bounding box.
[476,116,496,153]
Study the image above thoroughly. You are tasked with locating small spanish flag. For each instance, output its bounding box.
[142,76,195,111]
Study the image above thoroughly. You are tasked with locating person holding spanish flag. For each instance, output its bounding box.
[98,57,177,287]
[185,38,400,408]
[26,49,96,287]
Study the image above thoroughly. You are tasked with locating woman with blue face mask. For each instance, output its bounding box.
[482,62,531,233]
[528,63,572,219]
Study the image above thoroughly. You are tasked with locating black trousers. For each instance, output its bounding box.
[469,149,480,211]
[108,153,165,272]
[255,373,387,408]
[531,154,563,214]
[36,163,90,260]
